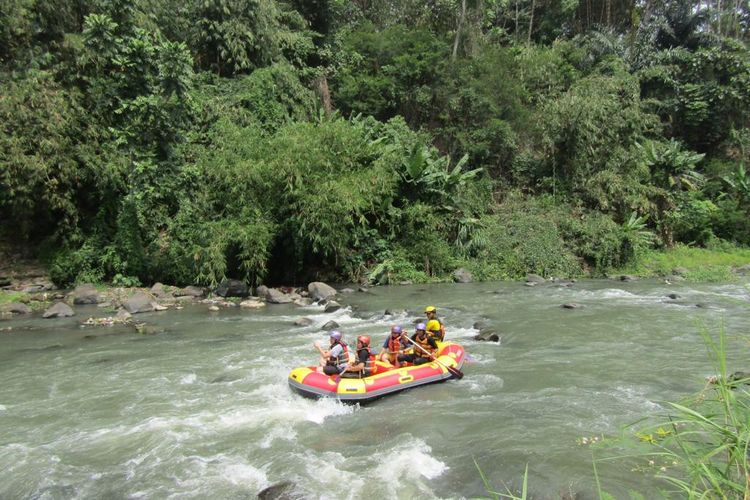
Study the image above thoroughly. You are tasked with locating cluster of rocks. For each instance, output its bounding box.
[1,280,347,331]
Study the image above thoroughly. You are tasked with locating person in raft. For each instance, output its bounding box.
[377,325,405,367]
[424,305,446,341]
[340,335,376,378]
[314,330,351,375]
[398,323,438,366]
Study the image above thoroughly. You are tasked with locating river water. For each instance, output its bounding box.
[1,278,748,499]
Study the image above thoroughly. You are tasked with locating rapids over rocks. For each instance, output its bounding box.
[0,279,748,498]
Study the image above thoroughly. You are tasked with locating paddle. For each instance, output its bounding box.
[401,333,464,379]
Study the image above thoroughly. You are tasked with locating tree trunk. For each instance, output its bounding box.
[528,0,535,44]
[313,75,332,114]
[452,0,467,60]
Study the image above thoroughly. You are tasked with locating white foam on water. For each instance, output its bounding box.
[376,439,448,480]
[179,373,197,385]
[174,453,269,495]
[465,374,503,393]
[259,425,297,449]
[0,404,7,412]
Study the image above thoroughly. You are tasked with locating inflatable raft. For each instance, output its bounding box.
[288,341,466,403]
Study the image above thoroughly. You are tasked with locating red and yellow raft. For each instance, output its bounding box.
[288,341,466,403]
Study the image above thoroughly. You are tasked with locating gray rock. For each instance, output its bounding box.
[321,320,339,330]
[215,279,249,298]
[258,480,299,500]
[526,274,546,284]
[240,299,266,309]
[22,285,47,293]
[293,297,313,307]
[474,331,500,342]
[619,275,638,282]
[43,302,75,318]
[294,317,314,326]
[666,293,680,300]
[554,280,576,288]
[150,282,172,298]
[116,309,132,321]
[123,292,156,314]
[174,286,205,298]
[452,268,473,283]
[561,303,583,309]
[672,267,689,276]
[256,285,270,298]
[70,283,102,305]
[734,264,750,275]
[358,286,370,293]
[265,288,293,304]
[308,282,337,301]
[339,288,355,294]
[1,302,31,314]
[323,301,341,313]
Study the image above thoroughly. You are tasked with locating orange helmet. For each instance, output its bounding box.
[357,335,370,346]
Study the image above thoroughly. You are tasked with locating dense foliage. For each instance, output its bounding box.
[1,0,748,287]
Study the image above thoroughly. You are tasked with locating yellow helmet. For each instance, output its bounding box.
[426,319,441,332]
[424,306,437,313]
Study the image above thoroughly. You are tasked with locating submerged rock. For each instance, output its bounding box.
[294,317,313,327]
[561,303,583,309]
[321,320,339,330]
[323,301,341,313]
[257,480,300,500]
[525,274,545,284]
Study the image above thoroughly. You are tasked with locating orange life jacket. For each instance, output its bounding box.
[387,335,401,353]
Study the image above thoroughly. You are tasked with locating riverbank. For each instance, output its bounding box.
[2,244,750,311]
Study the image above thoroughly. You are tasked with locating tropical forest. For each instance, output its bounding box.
[2,0,750,288]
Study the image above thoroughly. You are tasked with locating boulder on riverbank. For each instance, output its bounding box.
[1,302,31,315]
[43,302,75,318]
[123,292,157,314]
[453,268,473,283]
[240,298,266,309]
[215,279,249,298]
[70,283,103,305]
[263,288,294,304]
[308,282,336,301]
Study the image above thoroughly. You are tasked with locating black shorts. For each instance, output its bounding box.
[323,365,342,375]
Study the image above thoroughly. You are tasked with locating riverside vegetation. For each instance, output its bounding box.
[1,1,749,290]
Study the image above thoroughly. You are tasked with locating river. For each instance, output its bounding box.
[1,278,748,499]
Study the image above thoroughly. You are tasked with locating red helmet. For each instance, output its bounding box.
[357,335,370,346]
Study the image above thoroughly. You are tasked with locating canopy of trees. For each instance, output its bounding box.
[1,0,748,286]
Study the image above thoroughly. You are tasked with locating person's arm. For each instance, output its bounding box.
[341,351,367,373]
[428,337,438,350]
[314,341,329,358]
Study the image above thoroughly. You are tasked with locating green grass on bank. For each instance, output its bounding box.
[0,291,27,305]
[616,244,750,282]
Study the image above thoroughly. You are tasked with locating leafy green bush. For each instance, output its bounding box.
[49,244,105,287]
[472,195,582,279]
